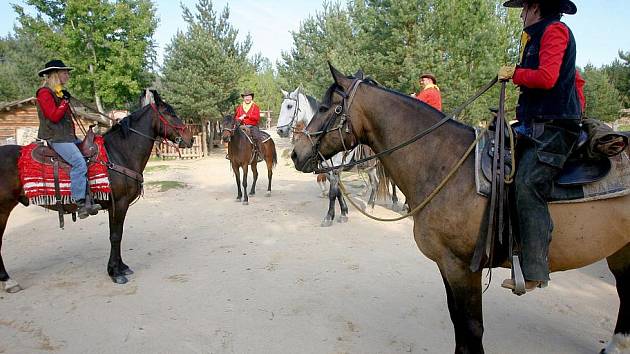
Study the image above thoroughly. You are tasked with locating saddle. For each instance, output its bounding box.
[31,128,99,168]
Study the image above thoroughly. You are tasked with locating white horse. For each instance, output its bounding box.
[276,87,319,139]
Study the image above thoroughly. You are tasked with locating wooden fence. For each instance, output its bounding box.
[153,134,204,160]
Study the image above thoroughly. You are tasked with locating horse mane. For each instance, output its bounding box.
[104,104,152,138]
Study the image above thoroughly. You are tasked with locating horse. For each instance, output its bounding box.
[276,87,319,139]
[0,89,194,291]
[221,115,277,205]
[291,64,630,354]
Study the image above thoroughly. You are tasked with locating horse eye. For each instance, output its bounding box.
[287,104,293,109]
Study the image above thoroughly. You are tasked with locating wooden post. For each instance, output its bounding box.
[201,119,208,157]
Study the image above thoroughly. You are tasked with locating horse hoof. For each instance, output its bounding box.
[242,201,249,206]
[265,191,271,197]
[122,268,134,276]
[321,219,333,227]
[338,216,348,223]
[111,275,128,284]
[3,279,23,293]
[236,198,241,202]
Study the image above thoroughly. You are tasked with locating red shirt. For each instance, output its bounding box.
[36,88,70,123]
[415,87,442,111]
[513,22,585,110]
[234,102,261,126]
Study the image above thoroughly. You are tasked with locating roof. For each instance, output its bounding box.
[0,96,112,126]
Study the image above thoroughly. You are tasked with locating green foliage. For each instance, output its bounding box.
[11,0,157,110]
[582,64,623,122]
[278,0,522,125]
[160,0,252,123]
[0,32,54,102]
[604,50,630,108]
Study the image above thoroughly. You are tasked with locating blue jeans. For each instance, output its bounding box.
[49,141,87,202]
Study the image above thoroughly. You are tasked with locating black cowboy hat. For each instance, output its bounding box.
[503,0,577,15]
[420,73,437,85]
[241,89,255,98]
[38,59,74,77]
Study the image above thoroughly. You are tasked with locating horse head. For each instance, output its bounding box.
[139,89,194,148]
[291,64,360,173]
[277,87,301,138]
[221,114,236,143]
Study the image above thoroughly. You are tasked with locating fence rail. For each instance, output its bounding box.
[153,134,203,159]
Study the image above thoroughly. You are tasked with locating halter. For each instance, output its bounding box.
[276,93,301,132]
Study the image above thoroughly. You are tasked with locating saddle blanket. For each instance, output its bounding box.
[474,128,630,203]
[18,136,111,206]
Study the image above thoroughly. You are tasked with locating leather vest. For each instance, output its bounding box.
[516,18,581,121]
[36,87,76,142]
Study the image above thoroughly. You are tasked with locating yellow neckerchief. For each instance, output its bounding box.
[423,83,440,91]
[53,84,64,98]
[242,101,254,113]
[519,31,531,63]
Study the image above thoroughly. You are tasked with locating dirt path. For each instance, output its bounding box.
[0,132,619,353]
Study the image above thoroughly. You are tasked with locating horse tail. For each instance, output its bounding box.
[375,161,390,202]
[270,140,278,168]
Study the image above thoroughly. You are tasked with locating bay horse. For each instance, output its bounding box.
[222,115,277,205]
[0,89,193,291]
[291,64,630,353]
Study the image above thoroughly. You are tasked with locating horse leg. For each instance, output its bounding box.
[437,255,484,353]
[265,157,273,197]
[242,163,249,205]
[602,243,630,354]
[367,167,378,208]
[337,186,349,223]
[391,180,400,211]
[0,206,23,293]
[321,173,337,227]
[250,162,258,196]
[233,164,242,202]
[107,201,133,284]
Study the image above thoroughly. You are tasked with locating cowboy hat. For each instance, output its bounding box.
[38,59,74,77]
[240,90,255,98]
[420,73,437,85]
[503,0,577,15]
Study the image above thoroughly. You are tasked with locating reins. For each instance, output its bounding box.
[313,76,499,174]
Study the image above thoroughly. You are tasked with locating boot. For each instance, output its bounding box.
[76,197,102,219]
[501,278,547,293]
[255,141,264,162]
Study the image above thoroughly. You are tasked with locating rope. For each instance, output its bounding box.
[338,130,486,222]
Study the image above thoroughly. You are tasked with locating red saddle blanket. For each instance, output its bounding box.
[18,136,111,206]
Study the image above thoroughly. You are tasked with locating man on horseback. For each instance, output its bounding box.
[414,73,442,111]
[234,89,264,162]
[36,59,101,219]
[498,0,581,292]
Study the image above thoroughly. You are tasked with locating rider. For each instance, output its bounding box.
[36,59,101,219]
[234,89,264,161]
[414,73,442,111]
[498,0,581,292]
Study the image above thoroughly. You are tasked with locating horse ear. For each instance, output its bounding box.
[281,89,289,97]
[353,69,364,79]
[328,62,352,91]
[291,87,300,97]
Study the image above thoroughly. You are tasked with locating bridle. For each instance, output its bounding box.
[126,103,188,146]
[300,79,362,164]
[276,93,302,133]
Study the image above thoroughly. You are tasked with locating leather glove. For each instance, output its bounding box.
[61,89,72,100]
[498,66,516,81]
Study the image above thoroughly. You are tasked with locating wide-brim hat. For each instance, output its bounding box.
[503,0,577,15]
[241,90,254,98]
[420,73,437,84]
[38,59,73,77]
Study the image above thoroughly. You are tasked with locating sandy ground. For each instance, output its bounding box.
[0,131,620,354]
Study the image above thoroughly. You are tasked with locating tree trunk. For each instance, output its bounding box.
[208,120,215,152]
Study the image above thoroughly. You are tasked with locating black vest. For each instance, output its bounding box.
[36,87,76,142]
[516,18,581,121]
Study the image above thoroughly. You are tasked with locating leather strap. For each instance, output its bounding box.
[106,163,144,183]
[53,158,65,229]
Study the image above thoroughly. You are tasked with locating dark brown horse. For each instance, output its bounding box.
[291,65,630,353]
[0,89,193,291]
[222,115,277,205]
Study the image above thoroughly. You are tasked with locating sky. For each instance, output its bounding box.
[0,0,629,69]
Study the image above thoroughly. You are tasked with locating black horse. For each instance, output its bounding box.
[0,89,193,291]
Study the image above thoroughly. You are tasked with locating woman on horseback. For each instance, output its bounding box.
[234,89,264,161]
[498,0,581,292]
[36,59,100,219]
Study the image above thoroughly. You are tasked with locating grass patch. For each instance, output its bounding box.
[145,180,187,192]
[145,165,170,173]
[618,125,630,131]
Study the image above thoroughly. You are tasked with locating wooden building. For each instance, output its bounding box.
[0,97,111,145]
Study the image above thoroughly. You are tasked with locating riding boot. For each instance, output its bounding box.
[255,140,264,162]
[76,196,101,219]
[85,194,102,215]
